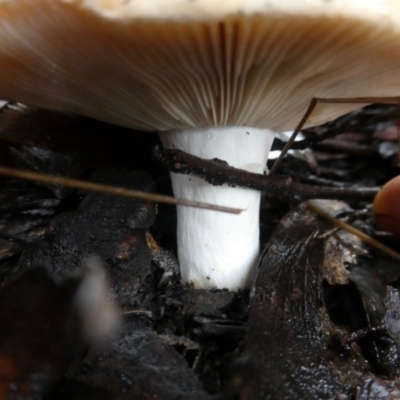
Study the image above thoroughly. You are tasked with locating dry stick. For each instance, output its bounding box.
[0,166,242,214]
[273,107,398,151]
[307,201,400,263]
[269,96,400,175]
[154,149,380,203]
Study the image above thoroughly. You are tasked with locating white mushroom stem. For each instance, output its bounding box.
[160,127,275,290]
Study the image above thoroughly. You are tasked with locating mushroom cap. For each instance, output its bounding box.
[1,0,400,131]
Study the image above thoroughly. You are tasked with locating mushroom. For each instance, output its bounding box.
[373,175,400,237]
[0,0,400,289]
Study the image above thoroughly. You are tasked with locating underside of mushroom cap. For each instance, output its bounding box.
[0,0,400,132]
[59,0,400,23]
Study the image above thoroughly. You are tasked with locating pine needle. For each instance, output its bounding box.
[307,201,400,263]
[0,166,242,214]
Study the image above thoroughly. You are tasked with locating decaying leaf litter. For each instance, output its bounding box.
[0,103,399,399]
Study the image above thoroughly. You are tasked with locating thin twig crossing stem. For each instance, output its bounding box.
[0,166,242,214]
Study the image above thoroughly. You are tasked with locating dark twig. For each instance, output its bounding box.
[312,140,377,157]
[154,149,379,203]
[272,107,398,151]
[270,97,400,175]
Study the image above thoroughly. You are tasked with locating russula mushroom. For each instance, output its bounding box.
[1,0,400,290]
[373,175,400,237]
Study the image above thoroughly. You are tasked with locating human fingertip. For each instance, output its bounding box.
[373,175,400,237]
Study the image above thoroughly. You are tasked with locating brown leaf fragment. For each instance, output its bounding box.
[56,316,214,400]
[356,376,400,400]
[345,265,400,379]
[384,287,400,353]
[238,205,362,399]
